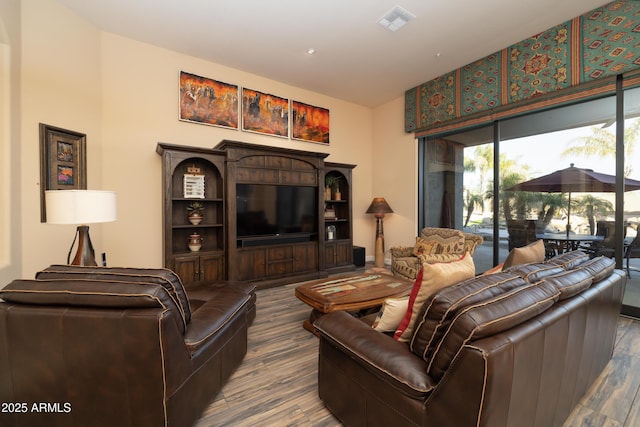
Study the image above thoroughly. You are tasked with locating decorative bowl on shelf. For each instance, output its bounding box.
[188,211,203,225]
[187,201,205,225]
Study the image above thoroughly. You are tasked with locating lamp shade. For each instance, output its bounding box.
[366,197,393,215]
[46,190,117,224]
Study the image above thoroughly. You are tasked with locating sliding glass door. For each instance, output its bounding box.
[420,87,640,316]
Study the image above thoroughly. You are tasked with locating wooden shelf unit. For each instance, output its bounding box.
[157,143,226,286]
[158,140,356,288]
[323,163,356,273]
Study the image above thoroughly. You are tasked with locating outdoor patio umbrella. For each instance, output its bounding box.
[506,164,640,235]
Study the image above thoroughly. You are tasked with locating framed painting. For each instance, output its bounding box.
[291,101,330,144]
[39,123,87,222]
[179,71,239,129]
[241,88,289,137]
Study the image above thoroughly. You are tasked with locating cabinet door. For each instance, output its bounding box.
[324,243,337,268]
[201,253,225,282]
[294,243,318,273]
[173,254,200,286]
[324,241,351,268]
[334,241,352,266]
[236,248,267,281]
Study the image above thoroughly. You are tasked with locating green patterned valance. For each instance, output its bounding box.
[405,0,640,135]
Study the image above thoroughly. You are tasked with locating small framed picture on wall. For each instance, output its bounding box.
[39,123,87,222]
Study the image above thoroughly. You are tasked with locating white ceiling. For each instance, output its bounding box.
[55,0,609,107]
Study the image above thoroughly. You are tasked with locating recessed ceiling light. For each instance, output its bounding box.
[306,48,316,55]
[377,5,416,32]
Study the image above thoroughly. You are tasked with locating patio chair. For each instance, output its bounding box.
[506,219,537,251]
[624,231,640,278]
[594,221,626,259]
[579,220,610,256]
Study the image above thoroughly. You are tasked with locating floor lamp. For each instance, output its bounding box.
[46,190,117,266]
[366,197,393,268]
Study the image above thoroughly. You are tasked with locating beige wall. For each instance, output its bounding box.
[19,0,103,276]
[99,33,376,268]
[372,97,418,252]
[0,0,417,280]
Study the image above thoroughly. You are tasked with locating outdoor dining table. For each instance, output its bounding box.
[536,232,604,255]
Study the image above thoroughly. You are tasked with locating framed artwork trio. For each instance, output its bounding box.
[179,71,329,145]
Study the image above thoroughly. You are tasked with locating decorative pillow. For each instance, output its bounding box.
[419,227,465,255]
[372,296,410,332]
[502,239,545,269]
[394,253,475,342]
[481,263,504,276]
[413,237,437,256]
[393,268,424,339]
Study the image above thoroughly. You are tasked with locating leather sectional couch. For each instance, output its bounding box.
[314,251,626,426]
[0,265,256,427]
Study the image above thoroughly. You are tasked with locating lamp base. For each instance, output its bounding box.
[69,225,98,266]
[374,215,385,268]
[374,235,385,268]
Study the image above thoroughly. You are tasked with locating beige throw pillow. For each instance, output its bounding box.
[372,296,410,332]
[502,239,545,269]
[412,237,437,256]
[395,253,476,342]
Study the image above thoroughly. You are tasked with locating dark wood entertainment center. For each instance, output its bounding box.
[157,140,356,288]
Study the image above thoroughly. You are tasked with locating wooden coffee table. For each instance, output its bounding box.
[295,272,413,333]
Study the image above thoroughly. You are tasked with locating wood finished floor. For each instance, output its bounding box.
[195,282,640,427]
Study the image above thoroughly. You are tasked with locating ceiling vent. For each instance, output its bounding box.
[377,5,416,32]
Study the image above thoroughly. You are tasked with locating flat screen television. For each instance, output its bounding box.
[236,184,318,240]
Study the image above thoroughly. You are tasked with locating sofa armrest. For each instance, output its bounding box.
[184,289,250,356]
[389,246,415,258]
[314,311,435,398]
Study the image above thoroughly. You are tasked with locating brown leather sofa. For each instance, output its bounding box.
[314,251,625,426]
[0,265,256,427]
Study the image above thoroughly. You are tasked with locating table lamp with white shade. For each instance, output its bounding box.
[45,190,117,266]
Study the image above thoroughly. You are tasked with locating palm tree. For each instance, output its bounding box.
[500,172,532,221]
[464,192,485,227]
[562,118,640,176]
[464,145,494,194]
[535,193,567,232]
[571,194,613,235]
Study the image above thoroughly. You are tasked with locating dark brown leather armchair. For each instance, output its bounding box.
[0,266,255,427]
